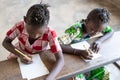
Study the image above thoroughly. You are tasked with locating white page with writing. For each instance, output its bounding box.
[17,54,49,80]
[71,41,101,62]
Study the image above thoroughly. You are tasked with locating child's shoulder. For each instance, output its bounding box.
[47,27,57,38]
[15,21,24,26]
[13,21,24,33]
[102,25,112,33]
[47,27,56,33]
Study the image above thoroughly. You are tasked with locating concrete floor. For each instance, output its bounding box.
[0,0,120,80]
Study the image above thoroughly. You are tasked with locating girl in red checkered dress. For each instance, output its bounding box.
[2,3,64,80]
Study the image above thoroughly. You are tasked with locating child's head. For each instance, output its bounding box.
[85,8,110,35]
[24,3,50,33]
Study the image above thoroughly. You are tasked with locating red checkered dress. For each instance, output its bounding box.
[6,21,62,54]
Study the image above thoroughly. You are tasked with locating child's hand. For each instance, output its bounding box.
[80,50,93,60]
[20,54,33,64]
[90,41,102,53]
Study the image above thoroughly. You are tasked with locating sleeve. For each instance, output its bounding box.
[48,30,62,54]
[6,22,23,40]
[102,25,112,33]
[65,22,81,34]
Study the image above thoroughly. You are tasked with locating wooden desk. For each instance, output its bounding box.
[0,31,120,80]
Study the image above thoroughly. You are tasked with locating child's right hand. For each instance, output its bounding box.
[20,55,33,64]
[80,50,93,60]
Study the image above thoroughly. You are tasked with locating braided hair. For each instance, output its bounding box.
[24,3,50,27]
[87,8,110,24]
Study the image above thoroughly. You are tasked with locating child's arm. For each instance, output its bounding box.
[91,29,114,53]
[45,51,64,80]
[60,44,93,59]
[46,29,64,80]
[2,37,32,64]
[97,29,114,42]
[3,22,32,63]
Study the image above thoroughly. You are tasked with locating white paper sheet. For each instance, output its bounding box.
[71,41,90,50]
[71,41,101,62]
[18,54,49,80]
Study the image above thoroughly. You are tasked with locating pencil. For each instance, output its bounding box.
[83,45,91,55]
[14,48,31,60]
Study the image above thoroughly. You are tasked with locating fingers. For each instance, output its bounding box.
[93,43,97,52]
[90,42,100,53]
[27,54,32,59]
[21,57,33,64]
[96,47,99,53]
[21,58,29,64]
[81,50,93,60]
[94,44,100,53]
[88,54,93,57]
[83,55,93,60]
[90,43,94,51]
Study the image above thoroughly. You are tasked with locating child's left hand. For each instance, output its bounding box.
[90,41,102,53]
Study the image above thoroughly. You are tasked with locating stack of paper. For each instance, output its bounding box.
[18,54,49,80]
[71,41,101,62]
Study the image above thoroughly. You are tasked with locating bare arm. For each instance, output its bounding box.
[91,30,114,52]
[2,37,32,63]
[60,44,93,59]
[97,30,114,42]
[45,51,64,80]
[2,37,23,57]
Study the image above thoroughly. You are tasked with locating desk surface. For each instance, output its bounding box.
[0,31,120,80]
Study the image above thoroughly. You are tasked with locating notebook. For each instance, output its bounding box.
[71,41,101,62]
[18,54,49,80]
